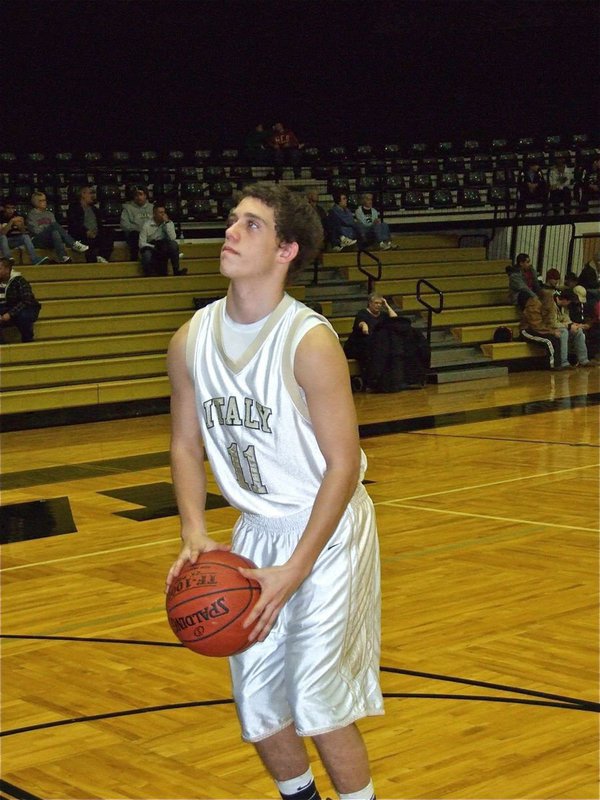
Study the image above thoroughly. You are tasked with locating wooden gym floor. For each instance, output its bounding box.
[1,369,598,800]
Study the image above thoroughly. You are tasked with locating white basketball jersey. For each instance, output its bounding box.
[186,294,366,517]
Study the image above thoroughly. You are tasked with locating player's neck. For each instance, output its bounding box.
[226,282,286,324]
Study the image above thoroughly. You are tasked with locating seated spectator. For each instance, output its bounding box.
[67,186,114,264]
[305,189,328,280]
[584,296,600,360]
[547,157,573,214]
[326,192,358,251]
[269,122,303,178]
[578,156,600,212]
[243,123,271,165]
[343,292,397,388]
[120,186,154,261]
[0,257,42,343]
[516,160,548,215]
[540,287,598,367]
[542,267,562,291]
[0,197,49,265]
[570,285,587,324]
[26,192,89,264]
[306,189,327,229]
[354,193,395,250]
[518,290,567,370]
[506,253,541,304]
[139,202,187,277]
[578,254,600,305]
[563,271,578,290]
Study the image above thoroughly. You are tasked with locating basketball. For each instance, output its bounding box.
[166,551,261,657]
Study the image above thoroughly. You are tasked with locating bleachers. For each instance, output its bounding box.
[0,244,305,419]
[2,139,597,426]
[1,224,570,425]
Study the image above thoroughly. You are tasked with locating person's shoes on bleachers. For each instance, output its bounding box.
[72,240,89,253]
[32,256,49,265]
[379,241,392,250]
[61,256,72,263]
[174,267,188,276]
[96,256,109,263]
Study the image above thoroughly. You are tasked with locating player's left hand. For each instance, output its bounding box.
[238,562,307,643]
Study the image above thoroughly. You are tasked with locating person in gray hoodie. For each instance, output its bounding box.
[506,252,541,305]
[120,186,154,260]
[26,192,89,263]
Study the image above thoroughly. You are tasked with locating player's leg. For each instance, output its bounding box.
[254,725,321,799]
[231,514,325,800]
[313,723,375,798]
[286,488,382,798]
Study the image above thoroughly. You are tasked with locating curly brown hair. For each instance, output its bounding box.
[240,183,324,282]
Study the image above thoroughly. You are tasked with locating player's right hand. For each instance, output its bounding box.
[165,533,230,593]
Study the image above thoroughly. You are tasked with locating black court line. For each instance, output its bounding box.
[380,666,599,712]
[358,392,600,439]
[0,692,592,740]
[0,781,44,800]
[3,635,599,713]
[1,635,597,739]
[0,699,236,738]
[3,393,599,491]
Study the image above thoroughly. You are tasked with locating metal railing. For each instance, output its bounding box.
[416,279,444,353]
[356,248,382,294]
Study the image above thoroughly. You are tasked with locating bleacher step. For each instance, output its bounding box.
[431,365,509,383]
[430,347,489,368]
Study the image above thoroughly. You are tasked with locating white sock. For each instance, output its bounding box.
[339,779,375,800]
[277,767,315,796]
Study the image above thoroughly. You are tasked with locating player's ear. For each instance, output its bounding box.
[277,240,299,265]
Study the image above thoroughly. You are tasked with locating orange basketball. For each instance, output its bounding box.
[166,551,261,657]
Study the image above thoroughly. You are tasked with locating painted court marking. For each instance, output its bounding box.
[390,462,599,502]
[382,501,598,533]
[2,463,597,573]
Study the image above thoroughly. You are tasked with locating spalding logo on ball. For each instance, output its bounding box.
[166,551,261,657]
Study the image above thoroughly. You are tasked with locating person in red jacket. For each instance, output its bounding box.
[269,122,304,178]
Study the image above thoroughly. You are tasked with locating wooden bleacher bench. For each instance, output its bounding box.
[451,323,522,343]
[480,341,546,360]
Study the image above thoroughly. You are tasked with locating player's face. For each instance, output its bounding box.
[221,197,282,280]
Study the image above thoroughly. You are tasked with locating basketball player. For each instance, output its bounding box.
[166,184,383,800]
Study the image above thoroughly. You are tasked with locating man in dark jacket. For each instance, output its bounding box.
[0,257,41,342]
[67,186,114,263]
[516,161,548,215]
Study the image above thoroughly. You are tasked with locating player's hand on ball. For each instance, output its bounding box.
[238,562,306,643]
[165,533,230,593]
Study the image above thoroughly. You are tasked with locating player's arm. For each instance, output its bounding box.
[166,321,228,591]
[240,323,361,640]
[290,323,362,566]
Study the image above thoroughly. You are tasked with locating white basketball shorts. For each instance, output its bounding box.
[228,483,384,742]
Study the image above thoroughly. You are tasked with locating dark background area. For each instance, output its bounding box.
[4,0,599,152]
